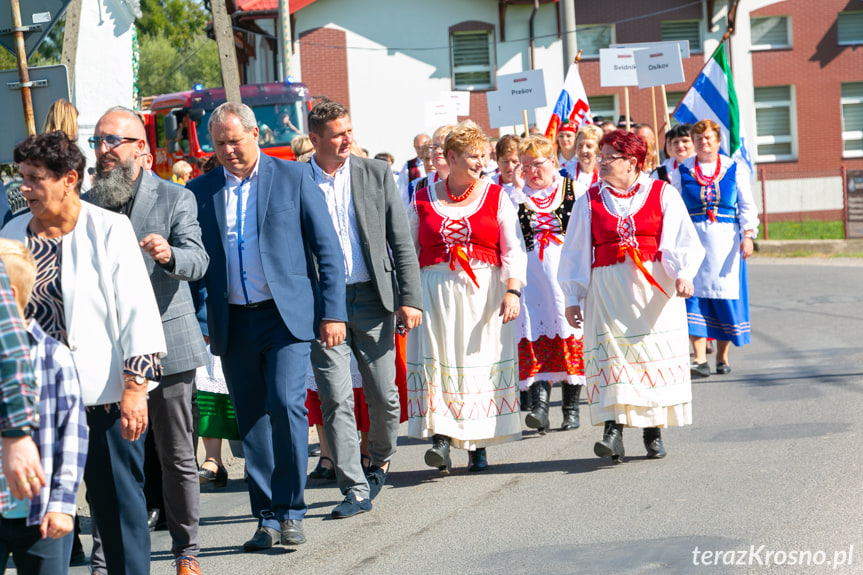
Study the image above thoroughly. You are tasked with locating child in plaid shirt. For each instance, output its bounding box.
[0,238,87,574]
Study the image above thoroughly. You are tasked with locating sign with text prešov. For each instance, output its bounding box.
[599,48,639,87]
[485,69,545,129]
[634,46,685,88]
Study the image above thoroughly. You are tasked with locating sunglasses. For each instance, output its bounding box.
[88,135,141,150]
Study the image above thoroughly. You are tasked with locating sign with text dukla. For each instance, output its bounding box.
[634,47,685,88]
[599,48,639,87]
[0,1,72,58]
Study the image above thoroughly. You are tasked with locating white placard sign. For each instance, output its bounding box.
[495,69,547,112]
[610,40,690,60]
[634,47,685,88]
[599,48,639,87]
[424,100,457,128]
[486,90,536,129]
[441,91,471,116]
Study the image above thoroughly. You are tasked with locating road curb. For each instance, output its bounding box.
[753,239,863,256]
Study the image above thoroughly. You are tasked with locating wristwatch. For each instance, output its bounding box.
[1,427,33,438]
[125,374,148,386]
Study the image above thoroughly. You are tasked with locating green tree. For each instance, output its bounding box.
[138,31,221,96]
[137,0,210,51]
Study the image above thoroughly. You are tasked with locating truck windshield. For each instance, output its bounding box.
[195,101,307,152]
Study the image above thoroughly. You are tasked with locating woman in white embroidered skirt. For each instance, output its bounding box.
[407,121,527,474]
[508,135,586,434]
[558,130,704,461]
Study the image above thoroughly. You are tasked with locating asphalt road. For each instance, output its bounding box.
[56,257,863,575]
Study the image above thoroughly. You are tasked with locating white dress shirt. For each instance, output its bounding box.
[310,155,371,285]
[224,151,273,305]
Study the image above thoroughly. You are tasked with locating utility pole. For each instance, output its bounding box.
[560,0,577,72]
[8,0,35,135]
[278,0,291,81]
[211,0,242,102]
[61,0,82,101]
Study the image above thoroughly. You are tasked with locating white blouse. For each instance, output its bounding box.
[408,179,528,285]
[557,173,706,306]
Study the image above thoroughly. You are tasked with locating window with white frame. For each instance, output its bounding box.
[450,27,495,91]
[750,15,791,50]
[754,86,796,162]
[837,11,863,45]
[576,24,614,58]
[589,95,616,123]
[661,20,702,53]
[841,82,863,158]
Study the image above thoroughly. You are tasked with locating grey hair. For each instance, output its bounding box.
[208,102,258,133]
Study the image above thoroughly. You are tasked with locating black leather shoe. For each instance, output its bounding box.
[716,362,731,375]
[366,464,388,500]
[243,526,279,552]
[525,381,551,434]
[468,448,488,472]
[308,456,336,481]
[594,421,625,462]
[560,384,581,430]
[147,508,160,532]
[643,427,667,459]
[424,435,452,474]
[331,493,372,519]
[280,519,306,545]
[691,361,711,378]
[199,458,228,488]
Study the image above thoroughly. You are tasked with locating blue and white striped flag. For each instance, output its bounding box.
[674,42,753,176]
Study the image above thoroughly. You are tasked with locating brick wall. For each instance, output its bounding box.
[299,27,350,111]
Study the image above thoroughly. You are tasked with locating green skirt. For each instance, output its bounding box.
[197,390,240,440]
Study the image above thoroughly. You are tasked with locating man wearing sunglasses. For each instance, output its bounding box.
[85,107,209,575]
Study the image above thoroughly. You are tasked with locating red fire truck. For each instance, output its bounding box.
[143,80,312,180]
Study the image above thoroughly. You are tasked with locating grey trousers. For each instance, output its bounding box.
[148,370,200,557]
[310,282,399,499]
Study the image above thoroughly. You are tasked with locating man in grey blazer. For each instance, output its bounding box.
[88,107,209,575]
[308,100,422,519]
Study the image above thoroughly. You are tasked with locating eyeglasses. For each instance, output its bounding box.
[425,144,444,152]
[597,154,629,163]
[88,135,141,150]
[522,158,550,172]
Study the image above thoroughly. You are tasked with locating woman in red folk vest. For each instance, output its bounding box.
[558,130,705,462]
[509,135,586,435]
[407,121,527,474]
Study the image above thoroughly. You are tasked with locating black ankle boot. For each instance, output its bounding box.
[425,434,452,474]
[468,447,488,472]
[520,390,532,411]
[524,381,551,434]
[594,421,625,461]
[560,384,581,430]
[643,427,667,459]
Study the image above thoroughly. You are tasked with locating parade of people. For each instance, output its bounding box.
[2,1,855,573]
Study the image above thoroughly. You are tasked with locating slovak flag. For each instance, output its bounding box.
[544,62,593,142]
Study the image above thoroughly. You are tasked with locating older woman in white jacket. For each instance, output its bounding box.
[1,132,165,575]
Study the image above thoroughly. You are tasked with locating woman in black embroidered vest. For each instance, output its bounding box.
[509,135,587,434]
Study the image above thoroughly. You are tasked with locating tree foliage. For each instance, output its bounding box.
[137,0,211,52]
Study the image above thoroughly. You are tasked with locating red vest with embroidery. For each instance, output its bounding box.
[414,183,503,269]
[590,179,665,268]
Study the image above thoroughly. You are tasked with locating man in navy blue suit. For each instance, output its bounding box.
[187,102,346,552]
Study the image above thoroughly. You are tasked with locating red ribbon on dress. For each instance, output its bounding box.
[620,245,670,298]
[449,245,480,288]
[536,231,563,261]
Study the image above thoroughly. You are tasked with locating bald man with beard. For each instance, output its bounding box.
[85,107,209,575]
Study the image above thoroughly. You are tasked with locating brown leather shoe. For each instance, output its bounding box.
[174,555,202,575]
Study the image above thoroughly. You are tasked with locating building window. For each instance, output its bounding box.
[450,25,495,91]
[665,91,686,128]
[576,24,614,58]
[754,85,796,162]
[589,95,616,123]
[750,15,791,50]
[841,82,863,158]
[838,11,863,46]
[661,20,701,53]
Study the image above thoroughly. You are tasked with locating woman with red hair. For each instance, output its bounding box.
[558,130,704,462]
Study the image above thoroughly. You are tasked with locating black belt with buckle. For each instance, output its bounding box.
[231,299,276,309]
